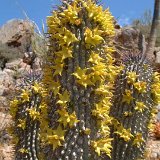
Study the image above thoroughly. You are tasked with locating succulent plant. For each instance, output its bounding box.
[10,71,43,160]
[40,0,119,159]
[110,54,159,160]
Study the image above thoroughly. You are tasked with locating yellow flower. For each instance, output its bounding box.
[32,82,42,93]
[55,47,73,62]
[60,1,81,25]
[10,99,19,107]
[152,72,160,83]
[68,112,79,128]
[135,101,146,112]
[47,12,61,30]
[122,89,133,104]
[83,0,115,35]
[57,90,70,106]
[95,84,113,96]
[20,90,30,102]
[52,59,64,76]
[10,99,19,117]
[134,81,146,93]
[57,109,79,128]
[111,118,120,128]
[88,52,103,65]
[53,27,78,46]
[17,119,26,130]
[48,81,61,96]
[84,128,91,135]
[85,28,104,47]
[98,97,112,112]
[127,71,137,84]
[42,66,53,83]
[39,103,48,117]
[147,122,155,132]
[18,148,28,154]
[133,133,144,147]
[99,121,111,135]
[106,65,118,82]
[105,47,116,54]
[27,108,40,120]
[123,111,132,117]
[92,102,110,119]
[57,109,70,127]
[91,138,112,157]
[151,83,160,103]
[83,0,99,19]
[90,62,106,83]
[46,125,66,150]
[115,126,133,142]
[47,135,62,150]
[150,108,158,117]
[73,67,93,88]
[106,53,115,64]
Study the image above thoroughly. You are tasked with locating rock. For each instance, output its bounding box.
[2,69,14,78]
[0,71,8,84]
[115,27,138,47]
[5,59,22,70]
[0,19,43,72]
[157,152,160,158]
[0,85,5,96]
[157,112,160,121]
[146,140,160,160]
[151,152,158,159]
[0,97,8,109]
[0,144,14,160]
[0,19,34,54]
[23,51,37,68]
[0,112,11,131]
[155,51,160,63]
[0,19,36,73]
[114,26,146,61]
[0,70,14,87]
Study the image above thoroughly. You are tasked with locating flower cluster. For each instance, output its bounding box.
[10,81,44,159]
[45,0,119,158]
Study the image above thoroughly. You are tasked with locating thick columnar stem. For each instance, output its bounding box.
[41,0,118,159]
[110,54,159,160]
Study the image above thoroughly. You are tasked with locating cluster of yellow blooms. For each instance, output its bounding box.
[117,70,149,145]
[151,72,160,104]
[10,0,160,159]
[109,70,145,148]
[45,0,119,157]
[83,0,115,35]
[9,83,42,153]
[112,65,160,151]
[114,125,133,142]
[147,72,160,131]
[41,0,81,152]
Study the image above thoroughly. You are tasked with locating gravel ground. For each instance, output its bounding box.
[146,140,160,160]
